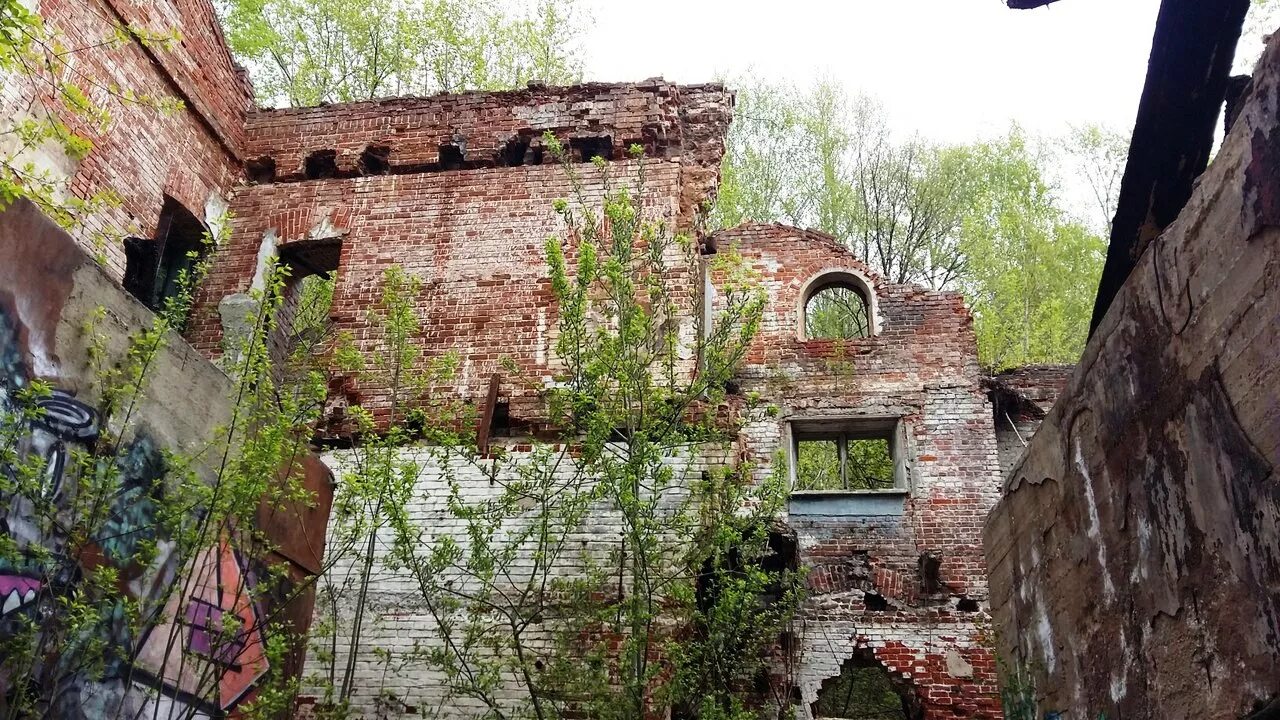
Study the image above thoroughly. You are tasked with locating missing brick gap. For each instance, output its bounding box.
[439,143,465,171]
[359,144,391,175]
[304,149,337,180]
[500,136,531,167]
[570,135,613,162]
[956,597,980,613]
[863,592,888,612]
[246,156,276,184]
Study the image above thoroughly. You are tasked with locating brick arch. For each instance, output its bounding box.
[797,267,881,340]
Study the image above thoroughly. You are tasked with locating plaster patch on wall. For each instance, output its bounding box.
[1074,437,1116,601]
[248,229,279,294]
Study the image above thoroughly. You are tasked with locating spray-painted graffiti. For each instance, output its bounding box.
[0,301,270,718]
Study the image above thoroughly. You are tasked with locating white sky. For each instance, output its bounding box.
[580,0,1164,143]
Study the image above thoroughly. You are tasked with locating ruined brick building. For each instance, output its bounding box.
[5,0,1203,718]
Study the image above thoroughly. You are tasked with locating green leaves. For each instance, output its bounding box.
[718,79,1108,369]
[217,0,587,106]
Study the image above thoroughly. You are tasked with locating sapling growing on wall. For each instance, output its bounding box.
[306,134,804,720]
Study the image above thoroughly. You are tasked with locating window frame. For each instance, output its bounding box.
[788,417,911,495]
[797,268,880,341]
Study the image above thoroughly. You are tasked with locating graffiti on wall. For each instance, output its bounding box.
[0,300,269,717]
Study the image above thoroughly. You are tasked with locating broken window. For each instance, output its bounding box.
[791,418,906,493]
[123,196,208,315]
[812,650,922,720]
[805,283,871,339]
[269,238,341,378]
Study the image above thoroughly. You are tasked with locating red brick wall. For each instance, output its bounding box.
[13,0,253,278]
[712,224,1003,718]
[240,81,732,226]
[189,159,693,427]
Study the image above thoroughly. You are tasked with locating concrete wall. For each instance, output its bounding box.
[983,35,1280,720]
[0,199,329,717]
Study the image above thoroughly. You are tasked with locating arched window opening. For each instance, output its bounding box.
[812,650,923,720]
[805,283,871,340]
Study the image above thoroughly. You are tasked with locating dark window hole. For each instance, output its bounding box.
[304,149,338,180]
[570,136,612,162]
[918,552,942,594]
[863,592,888,612]
[246,156,276,183]
[439,144,465,171]
[500,136,531,166]
[359,144,391,175]
[956,597,980,613]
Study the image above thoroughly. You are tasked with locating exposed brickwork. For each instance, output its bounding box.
[5,0,252,279]
[5,1,1007,713]
[713,224,1004,718]
[241,81,732,227]
[189,159,695,427]
[983,365,1072,474]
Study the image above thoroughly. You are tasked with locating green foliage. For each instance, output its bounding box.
[794,439,893,492]
[953,130,1106,370]
[805,286,870,340]
[717,79,1108,369]
[217,0,587,106]
[305,134,800,720]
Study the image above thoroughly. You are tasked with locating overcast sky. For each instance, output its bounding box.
[580,0,1165,144]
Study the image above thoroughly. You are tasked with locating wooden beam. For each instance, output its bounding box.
[1089,0,1250,334]
[475,373,501,456]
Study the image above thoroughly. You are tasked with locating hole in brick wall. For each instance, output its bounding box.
[570,135,613,162]
[813,649,923,720]
[124,197,208,316]
[956,597,979,613]
[304,149,338,180]
[246,156,276,183]
[359,144,391,175]
[918,552,942,594]
[863,592,888,612]
[492,399,511,437]
[500,136,531,166]
[439,143,465,170]
[270,237,341,379]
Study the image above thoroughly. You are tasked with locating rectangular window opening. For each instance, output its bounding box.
[790,418,907,494]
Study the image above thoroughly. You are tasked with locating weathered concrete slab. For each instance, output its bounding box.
[983,31,1280,720]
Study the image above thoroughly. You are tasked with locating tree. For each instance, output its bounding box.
[217,0,587,106]
[1058,123,1129,235]
[955,130,1106,370]
[308,139,803,720]
[715,80,969,289]
[718,80,1107,369]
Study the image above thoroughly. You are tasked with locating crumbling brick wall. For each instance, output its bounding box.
[982,365,1073,474]
[711,224,1004,718]
[983,32,1280,720]
[186,82,732,429]
[5,0,253,278]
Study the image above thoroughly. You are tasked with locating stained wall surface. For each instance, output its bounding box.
[187,82,732,428]
[0,199,330,718]
[715,224,1005,718]
[2,0,252,278]
[983,34,1280,719]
